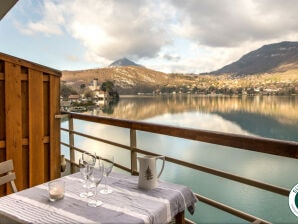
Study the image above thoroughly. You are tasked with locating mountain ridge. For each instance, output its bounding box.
[62,41,298,94]
[212,41,298,75]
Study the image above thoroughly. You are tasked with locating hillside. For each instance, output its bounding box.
[63,66,172,94]
[213,41,298,75]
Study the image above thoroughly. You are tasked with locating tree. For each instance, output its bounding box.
[80,84,86,89]
[145,166,153,180]
[60,84,78,99]
[101,81,114,92]
[84,90,93,99]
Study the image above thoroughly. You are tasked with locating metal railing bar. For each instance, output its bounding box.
[67,158,131,173]
[195,193,271,224]
[61,127,69,132]
[134,148,290,196]
[184,218,196,224]
[65,156,130,173]
[72,129,132,151]
[61,127,132,151]
[60,142,85,154]
[60,141,131,173]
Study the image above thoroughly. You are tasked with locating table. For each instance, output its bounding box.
[0,172,197,224]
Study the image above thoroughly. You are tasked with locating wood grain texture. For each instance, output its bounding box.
[4,62,23,192]
[28,69,44,186]
[49,75,60,180]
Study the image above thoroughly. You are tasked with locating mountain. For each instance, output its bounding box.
[109,58,141,67]
[62,42,297,95]
[212,41,298,75]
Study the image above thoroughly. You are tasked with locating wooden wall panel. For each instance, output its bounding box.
[50,75,60,179]
[1,52,61,195]
[22,145,29,188]
[43,75,50,180]
[0,70,5,194]
[0,60,4,73]
[43,76,49,136]
[4,62,24,191]
[21,80,29,139]
[0,149,6,194]
[28,69,45,186]
[44,143,50,181]
[0,80,5,141]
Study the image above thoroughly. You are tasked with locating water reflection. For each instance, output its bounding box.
[87,95,298,141]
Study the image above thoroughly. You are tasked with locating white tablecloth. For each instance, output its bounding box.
[0,172,197,224]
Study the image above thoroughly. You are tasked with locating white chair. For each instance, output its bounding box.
[0,160,17,193]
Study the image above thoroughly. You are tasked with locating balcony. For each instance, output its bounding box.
[1,52,298,223]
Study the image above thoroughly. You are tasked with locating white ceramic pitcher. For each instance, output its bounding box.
[137,155,165,190]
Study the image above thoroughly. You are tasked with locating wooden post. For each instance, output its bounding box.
[175,211,185,224]
[69,117,75,173]
[130,129,137,175]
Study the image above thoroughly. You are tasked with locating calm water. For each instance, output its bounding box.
[61,95,298,223]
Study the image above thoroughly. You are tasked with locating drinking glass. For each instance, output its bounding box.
[88,160,104,207]
[79,157,94,198]
[100,155,114,194]
[48,179,65,202]
[79,152,97,198]
[82,152,97,167]
[84,152,97,188]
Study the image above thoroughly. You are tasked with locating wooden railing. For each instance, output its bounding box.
[59,112,298,224]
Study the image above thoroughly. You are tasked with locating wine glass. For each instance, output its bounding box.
[82,151,97,167]
[79,157,93,198]
[88,160,104,207]
[79,152,97,197]
[100,155,114,194]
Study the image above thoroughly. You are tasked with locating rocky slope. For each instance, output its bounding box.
[213,41,298,75]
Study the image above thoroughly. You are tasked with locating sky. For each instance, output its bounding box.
[0,0,298,73]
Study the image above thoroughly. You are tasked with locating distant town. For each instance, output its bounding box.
[60,78,119,112]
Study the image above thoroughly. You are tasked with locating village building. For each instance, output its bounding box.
[87,78,109,104]
[68,94,81,103]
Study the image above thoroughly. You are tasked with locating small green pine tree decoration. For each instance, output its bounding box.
[145,166,153,180]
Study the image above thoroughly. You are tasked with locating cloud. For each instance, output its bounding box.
[17,1,64,35]
[15,0,298,72]
[171,0,298,47]
[162,54,181,61]
[18,0,175,63]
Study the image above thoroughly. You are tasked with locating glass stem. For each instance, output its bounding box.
[85,179,89,194]
[104,175,108,190]
[94,185,97,199]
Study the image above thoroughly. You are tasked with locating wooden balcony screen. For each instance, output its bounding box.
[0,52,61,195]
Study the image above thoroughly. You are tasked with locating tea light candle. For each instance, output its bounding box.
[49,181,65,202]
[49,186,64,200]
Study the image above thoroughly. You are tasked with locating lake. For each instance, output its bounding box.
[61,95,298,223]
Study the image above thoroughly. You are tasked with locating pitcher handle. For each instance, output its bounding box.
[156,156,165,178]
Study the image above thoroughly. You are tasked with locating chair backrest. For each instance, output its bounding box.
[0,160,17,193]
